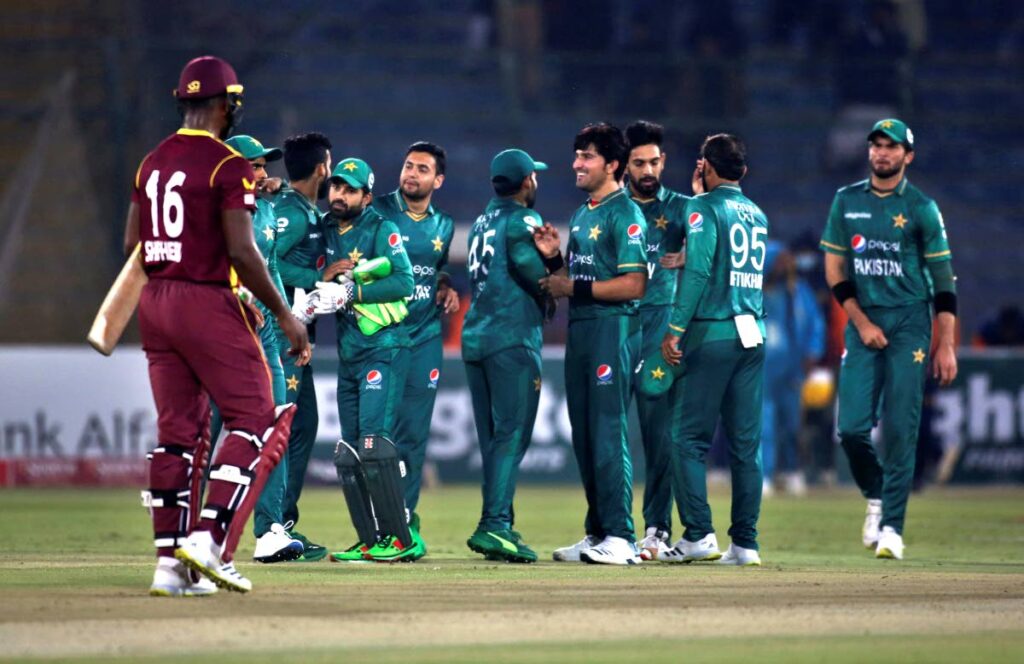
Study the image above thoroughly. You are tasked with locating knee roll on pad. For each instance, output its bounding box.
[333,439,378,545]
[360,435,412,548]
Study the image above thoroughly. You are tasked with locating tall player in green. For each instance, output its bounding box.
[821,119,958,561]
[273,132,336,561]
[661,133,769,567]
[321,158,419,563]
[534,123,648,566]
[463,149,551,563]
[622,121,689,560]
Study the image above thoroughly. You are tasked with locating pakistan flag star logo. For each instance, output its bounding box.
[432,235,443,252]
[262,226,274,241]
[348,248,364,263]
[892,213,908,229]
[533,377,542,392]
[286,374,299,391]
[655,215,669,230]
[342,161,358,172]
[588,225,602,241]
[650,366,666,380]
[912,348,926,363]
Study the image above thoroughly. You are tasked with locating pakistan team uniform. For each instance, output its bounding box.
[372,191,454,514]
[820,176,953,537]
[667,184,768,562]
[630,185,688,539]
[462,197,547,562]
[563,189,647,547]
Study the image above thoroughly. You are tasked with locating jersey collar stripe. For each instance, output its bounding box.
[177,128,217,139]
[209,154,242,188]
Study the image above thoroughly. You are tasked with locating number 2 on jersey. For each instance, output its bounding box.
[145,170,187,238]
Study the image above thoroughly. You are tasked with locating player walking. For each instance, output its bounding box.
[463,149,551,563]
[534,123,648,566]
[660,133,768,567]
[622,121,689,560]
[821,119,958,560]
[371,142,457,557]
[125,56,310,594]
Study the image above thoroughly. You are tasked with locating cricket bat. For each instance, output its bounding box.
[87,244,147,356]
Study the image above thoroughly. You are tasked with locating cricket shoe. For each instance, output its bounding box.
[253,523,304,563]
[863,499,883,548]
[718,543,762,566]
[659,533,722,563]
[637,527,671,561]
[285,525,328,562]
[174,530,252,593]
[875,526,904,560]
[581,536,642,565]
[552,535,600,562]
[467,528,538,563]
[149,556,218,597]
[328,541,371,563]
[408,512,428,561]
[365,535,419,563]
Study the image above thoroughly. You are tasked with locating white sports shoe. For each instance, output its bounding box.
[718,543,762,566]
[552,535,600,562]
[149,556,218,597]
[580,536,642,565]
[637,527,671,561]
[762,478,775,498]
[253,523,304,563]
[175,530,253,593]
[783,472,808,496]
[875,526,904,560]
[658,533,722,563]
[863,499,883,548]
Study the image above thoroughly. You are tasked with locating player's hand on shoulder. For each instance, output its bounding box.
[533,223,561,258]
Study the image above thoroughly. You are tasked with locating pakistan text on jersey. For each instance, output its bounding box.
[725,199,760,223]
[144,240,182,263]
[730,270,763,289]
[854,258,904,277]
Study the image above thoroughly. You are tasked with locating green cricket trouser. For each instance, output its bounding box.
[670,324,765,550]
[633,305,674,535]
[209,319,288,537]
[566,315,640,542]
[281,351,319,529]
[391,334,443,512]
[837,303,931,535]
[336,346,407,445]
[465,346,542,532]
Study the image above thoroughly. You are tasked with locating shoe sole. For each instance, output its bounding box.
[876,548,902,560]
[174,548,250,594]
[682,552,723,563]
[582,555,640,566]
[467,540,537,564]
[254,543,304,564]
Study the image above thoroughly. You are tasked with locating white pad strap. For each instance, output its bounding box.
[209,464,253,486]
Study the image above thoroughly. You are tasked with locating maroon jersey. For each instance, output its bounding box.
[132,128,256,285]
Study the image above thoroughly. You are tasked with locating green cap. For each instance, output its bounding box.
[868,118,914,150]
[636,348,685,398]
[330,158,375,191]
[490,148,547,185]
[225,134,282,161]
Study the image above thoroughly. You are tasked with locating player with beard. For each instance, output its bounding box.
[821,119,958,560]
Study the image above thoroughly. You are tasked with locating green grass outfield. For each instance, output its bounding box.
[1,485,1022,662]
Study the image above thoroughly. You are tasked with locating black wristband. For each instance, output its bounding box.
[934,291,957,315]
[831,280,857,305]
[572,279,593,301]
[543,252,564,272]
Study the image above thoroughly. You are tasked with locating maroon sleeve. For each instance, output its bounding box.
[130,154,151,205]
[212,154,257,212]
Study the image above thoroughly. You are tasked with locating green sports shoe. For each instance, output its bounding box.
[467,528,538,563]
[364,535,419,563]
[286,528,327,562]
[328,541,371,563]
[408,513,427,561]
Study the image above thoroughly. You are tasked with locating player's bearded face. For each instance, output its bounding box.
[524,173,538,209]
[329,182,366,221]
[869,139,909,179]
[251,160,267,188]
[401,152,441,202]
[627,145,664,197]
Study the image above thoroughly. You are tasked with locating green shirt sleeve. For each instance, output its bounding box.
[919,200,952,263]
[669,198,717,333]
[275,206,320,289]
[439,215,454,272]
[507,210,548,296]
[613,205,648,274]
[819,193,847,255]
[357,220,414,303]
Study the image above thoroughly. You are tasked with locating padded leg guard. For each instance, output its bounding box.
[361,435,412,548]
[142,443,201,558]
[333,439,378,545]
[220,404,297,562]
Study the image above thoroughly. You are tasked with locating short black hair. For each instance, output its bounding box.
[574,123,627,180]
[283,132,332,182]
[406,141,447,176]
[701,133,746,181]
[493,177,522,197]
[177,94,223,114]
[625,120,664,151]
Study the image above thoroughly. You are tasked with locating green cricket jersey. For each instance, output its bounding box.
[462,197,548,362]
[372,190,454,344]
[669,184,769,334]
[820,177,952,308]
[321,206,414,362]
[274,187,325,303]
[566,188,648,321]
[631,185,689,308]
[253,197,287,312]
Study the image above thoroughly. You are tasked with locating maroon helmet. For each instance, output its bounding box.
[174,56,244,134]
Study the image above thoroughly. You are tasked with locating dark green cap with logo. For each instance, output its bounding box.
[225,134,282,161]
[868,118,914,150]
[330,158,375,191]
[490,148,548,185]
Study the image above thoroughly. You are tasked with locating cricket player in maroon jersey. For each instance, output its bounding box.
[123,56,311,595]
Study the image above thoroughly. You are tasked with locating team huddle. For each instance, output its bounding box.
[122,56,959,596]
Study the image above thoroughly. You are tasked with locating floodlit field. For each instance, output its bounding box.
[1,485,1022,663]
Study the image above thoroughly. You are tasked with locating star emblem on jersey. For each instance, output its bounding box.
[655,215,669,230]
[432,235,443,252]
[651,366,666,380]
[892,213,908,229]
[286,375,299,391]
[533,377,542,392]
[348,248,363,263]
[912,348,926,363]
[262,226,274,241]
[588,225,602,241]
[342,161,358,172]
